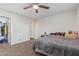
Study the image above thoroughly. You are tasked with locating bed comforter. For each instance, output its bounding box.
[33,35,79,56]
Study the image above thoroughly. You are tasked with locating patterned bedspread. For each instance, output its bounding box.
[33,35,79,56]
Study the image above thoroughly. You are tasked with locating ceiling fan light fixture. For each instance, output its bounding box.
[33,5,38,9]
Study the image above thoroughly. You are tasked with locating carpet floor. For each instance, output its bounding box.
[0,40,43,56]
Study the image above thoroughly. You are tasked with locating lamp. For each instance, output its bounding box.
[33,5,38,9]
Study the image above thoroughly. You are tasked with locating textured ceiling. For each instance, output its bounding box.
[0,3,78,19]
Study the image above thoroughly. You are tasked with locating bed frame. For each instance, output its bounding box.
[34,48,51,56]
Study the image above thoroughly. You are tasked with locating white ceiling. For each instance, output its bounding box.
[0,3,78,19]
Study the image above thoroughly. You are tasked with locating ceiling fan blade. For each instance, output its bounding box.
[35,9,38,13]
[24,5,32,9]
[39,5,49,9]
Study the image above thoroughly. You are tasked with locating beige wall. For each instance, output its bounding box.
[34,10,77,38]
[76,7,79,31]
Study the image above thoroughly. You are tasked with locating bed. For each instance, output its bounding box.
[33,35,79,56]
[0,36,7,43]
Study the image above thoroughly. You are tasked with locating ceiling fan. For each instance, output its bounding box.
[24,3,49,13]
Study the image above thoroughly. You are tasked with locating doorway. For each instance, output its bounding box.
[0,16,8,43]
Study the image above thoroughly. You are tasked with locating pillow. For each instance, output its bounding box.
[65,31,77,39]
[50,32,64,36]
[50,33,54,35]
